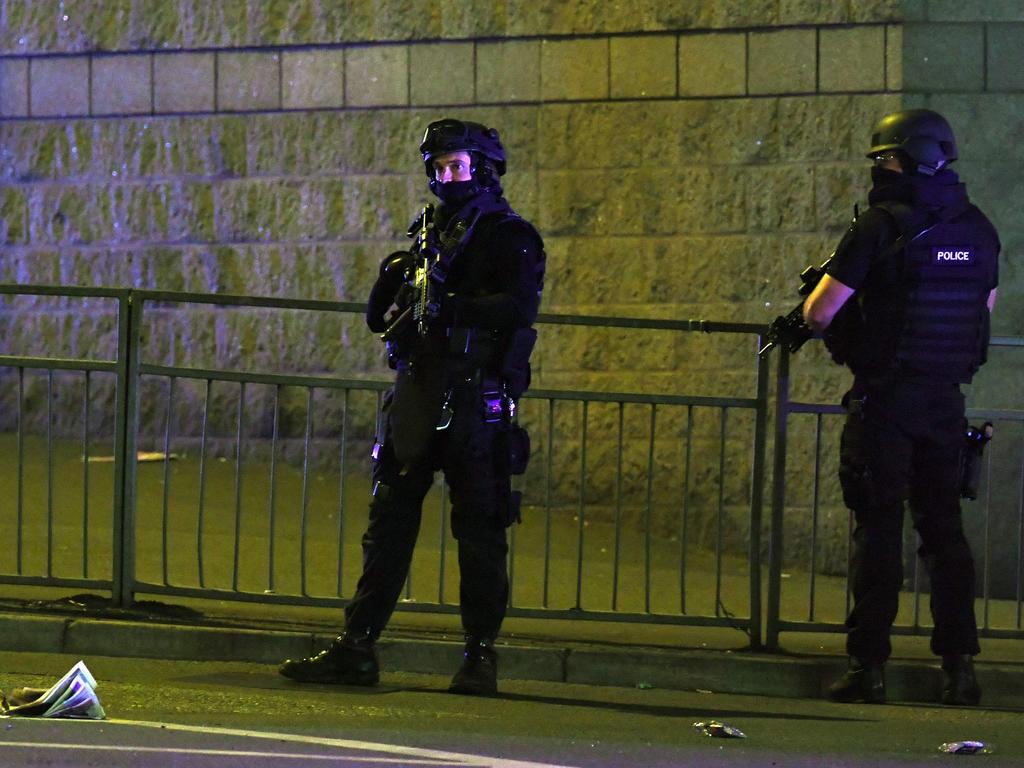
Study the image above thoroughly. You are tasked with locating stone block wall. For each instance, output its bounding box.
[1,1,1022,574]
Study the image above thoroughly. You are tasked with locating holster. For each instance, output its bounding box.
[838,391,876,511]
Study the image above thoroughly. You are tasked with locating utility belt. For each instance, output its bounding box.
[386,324,498,372]
[851,367,962,397]
[434,373,529,478]
[844,373,960,418]
[435,372,516,430]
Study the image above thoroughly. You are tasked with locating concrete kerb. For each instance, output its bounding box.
[1,611,1022,708]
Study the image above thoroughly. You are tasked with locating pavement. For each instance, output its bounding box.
[1,593,1023,710]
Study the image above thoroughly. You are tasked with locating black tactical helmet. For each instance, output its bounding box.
[866,108,958,174]
[419,118,507,179]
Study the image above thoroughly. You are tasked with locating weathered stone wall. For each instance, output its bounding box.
[2,1,1022,574]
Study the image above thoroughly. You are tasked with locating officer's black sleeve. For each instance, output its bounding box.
[366,251,413,333]
[825,207,899,290]
[450,222,544,331]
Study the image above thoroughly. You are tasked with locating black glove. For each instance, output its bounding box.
[366,251,413,332]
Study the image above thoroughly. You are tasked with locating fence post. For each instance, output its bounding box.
[766,346,790,650]
[747,340,770,650]
[111,291,143,607]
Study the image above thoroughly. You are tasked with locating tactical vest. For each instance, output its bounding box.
[856,201,994,384]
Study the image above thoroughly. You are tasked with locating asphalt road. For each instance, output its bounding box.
[1,651,1022,767]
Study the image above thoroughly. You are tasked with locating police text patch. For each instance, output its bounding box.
[932,247,974,264]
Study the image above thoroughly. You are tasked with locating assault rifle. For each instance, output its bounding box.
[380,204,481,346]
[757,256,834,357]
[759,205,859,357]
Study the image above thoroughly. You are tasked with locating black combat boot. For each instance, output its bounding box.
[448,636,498,695]
[828,656,886,703]
[279,633,379,685]
[941,654,981,706]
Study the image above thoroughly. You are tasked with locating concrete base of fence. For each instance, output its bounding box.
[2,610,1023,708]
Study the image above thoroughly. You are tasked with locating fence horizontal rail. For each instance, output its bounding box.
[139,364,391,391]
[0,355,119,373]
[0,285,130,300]
[1,284,773,647]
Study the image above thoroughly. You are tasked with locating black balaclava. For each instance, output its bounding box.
[435,178,481,207]
[869,165,967,209]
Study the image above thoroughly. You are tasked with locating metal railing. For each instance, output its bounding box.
[767,339,1024,648]
[0,285,131,597]
[0,285,770,648]
[9,284,1019,652]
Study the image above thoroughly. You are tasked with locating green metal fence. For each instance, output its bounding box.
[767,340,1024,648]
[0,285,770,648]
[5,284,1022,652]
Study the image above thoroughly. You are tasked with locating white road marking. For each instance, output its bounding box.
[0,742,452,764]
[116,719,579,768]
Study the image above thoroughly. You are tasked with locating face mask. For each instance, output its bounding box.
[434,179,481,205]
[870,166,904,185]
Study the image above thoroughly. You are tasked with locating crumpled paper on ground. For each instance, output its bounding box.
[1,660,105,719]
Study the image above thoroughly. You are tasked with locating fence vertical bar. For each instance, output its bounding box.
[82,371,91,578]
[766,346,790,650]
[160,376,176,586]
[46,369,54,577]
[268,384,281,593]
[680,405,693,614]
[435,483,447,603]
[231,381,246,592]
[1016,437,1024,629]
[16,367,24,574]
[714,407,728,617]
[299,387,314,596]
[543,398,554,608]
[808,413,823,622]
[644,404,656,615]
[509,488,517,607]
[196,379,212,589]
[112,291,141,607]
[845,513,854,616]
[336,388,349,597]
[575,400,589,610]
[612,402,623,611]
[747,346,769,650]
[981,447,993,629]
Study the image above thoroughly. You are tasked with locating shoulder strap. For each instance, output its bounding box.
[871,199,972,263]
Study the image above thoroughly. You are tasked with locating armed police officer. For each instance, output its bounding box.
[280,119,545,695]
[803,109,999,706]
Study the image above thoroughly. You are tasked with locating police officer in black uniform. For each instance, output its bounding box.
[279,118,545,695]
[803,109,999,706]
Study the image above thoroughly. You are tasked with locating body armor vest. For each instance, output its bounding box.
[856,201,994,383]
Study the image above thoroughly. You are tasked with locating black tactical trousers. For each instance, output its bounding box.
[838,378,980,663]
[344,384,513,642]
